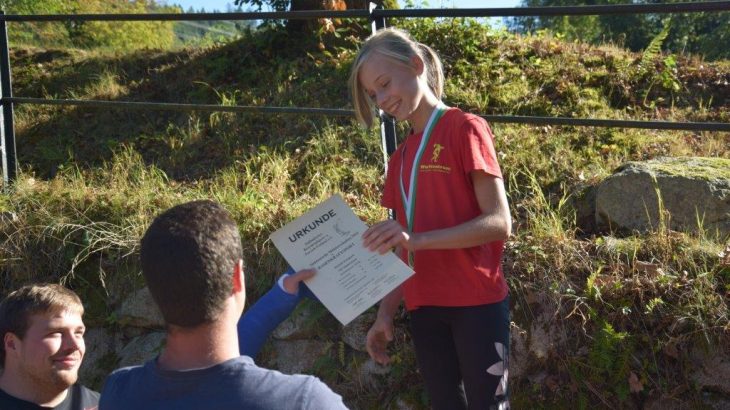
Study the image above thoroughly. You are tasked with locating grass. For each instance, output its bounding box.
[1,17,728,409]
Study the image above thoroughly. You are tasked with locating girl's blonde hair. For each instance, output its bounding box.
[348,27,444,128]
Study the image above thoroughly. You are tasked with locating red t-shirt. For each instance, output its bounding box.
[382,108,508,311]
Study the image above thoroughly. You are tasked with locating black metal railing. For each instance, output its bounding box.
[1,2,729,185]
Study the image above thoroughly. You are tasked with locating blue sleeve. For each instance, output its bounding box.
[238,269,303,357]
[299,282,318,302]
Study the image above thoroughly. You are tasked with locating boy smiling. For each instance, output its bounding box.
[0,284,99,410]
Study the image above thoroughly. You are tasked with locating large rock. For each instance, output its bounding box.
[341,311,375,352]
[643,331,730,409]
[357,357,390,390]
[115,287,165,329]
[117,331,166,368]
[526,291,568,361]
[509,322,530,381]
[78,327,123,388]
[689,341,730,397]
[270,339,330,374]
[595,157,730,236]
[272,300,338,341]
[571,184,598,234]
[272,303,316,340]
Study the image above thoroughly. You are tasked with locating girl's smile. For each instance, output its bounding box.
[358,52,427,126]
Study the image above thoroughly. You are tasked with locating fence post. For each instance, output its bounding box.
[369,3,398,163]
[0,11,16,186]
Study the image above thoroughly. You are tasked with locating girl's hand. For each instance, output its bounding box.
[362,220,416,254]
[366,315,394,365]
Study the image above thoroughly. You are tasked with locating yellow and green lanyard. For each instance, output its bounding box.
[399,104,447,267]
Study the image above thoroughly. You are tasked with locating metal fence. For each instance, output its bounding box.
[1,2,729,185]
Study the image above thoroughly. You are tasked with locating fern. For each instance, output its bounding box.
[639,18,672,75]
[588,320,633,402]
[589,320,622,372]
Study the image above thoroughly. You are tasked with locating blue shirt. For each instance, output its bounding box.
[99,356,346,410]
[238,269,317,357]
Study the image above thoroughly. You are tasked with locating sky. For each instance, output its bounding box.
[163,0,522,13]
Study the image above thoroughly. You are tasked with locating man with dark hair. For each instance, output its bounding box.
[0,283,99,410]
[100,200,347,410]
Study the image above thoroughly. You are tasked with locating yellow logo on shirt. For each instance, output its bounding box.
[431,144,444,163]
[421,143,450,174]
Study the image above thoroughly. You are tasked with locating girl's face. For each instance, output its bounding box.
[358,52,427,123]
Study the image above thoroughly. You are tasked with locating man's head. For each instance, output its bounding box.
[0,284,85,390]
[141,200,244,328]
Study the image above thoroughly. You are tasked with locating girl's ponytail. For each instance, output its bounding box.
[417,42,444,100]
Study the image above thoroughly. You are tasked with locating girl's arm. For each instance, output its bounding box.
[363,171,511,254]
[366,281,403,365]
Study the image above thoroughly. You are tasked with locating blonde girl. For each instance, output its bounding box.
[352,28,512,410]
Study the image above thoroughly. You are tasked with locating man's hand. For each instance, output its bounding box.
[281,269,316,295]
[366,316,394,365]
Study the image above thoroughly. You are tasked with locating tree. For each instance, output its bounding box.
[1,0,73,46]
[232,0,398,32]
[0,0,69,14]
[509,0,730,60]
[2,0,177,50]
[233,0,397,12]
[65,0,176,50]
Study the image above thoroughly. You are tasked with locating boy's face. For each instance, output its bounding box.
[359,52,424,122]
[7,309,86,390]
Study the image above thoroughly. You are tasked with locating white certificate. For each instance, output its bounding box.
[269,194,414,325]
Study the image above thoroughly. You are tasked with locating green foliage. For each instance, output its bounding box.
[2,0,73,47]
[174,20,253,47]
[637,18,681,106]
[587,320,632,401]
[1,16,729,408]
[639,19,672,75]
[232,0,398,13]
[0,0,68,13]
[511,0,730,61]
[66,0,176,51]
[5,0,177,50]
[170,3,256,47]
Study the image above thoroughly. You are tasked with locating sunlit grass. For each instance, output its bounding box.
[1,18,728,408]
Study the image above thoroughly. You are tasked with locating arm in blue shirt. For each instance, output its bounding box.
[237,268,318,357]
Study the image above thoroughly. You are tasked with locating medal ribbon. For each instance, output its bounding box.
[399,104,447,266]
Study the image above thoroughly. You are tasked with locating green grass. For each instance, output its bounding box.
[1,18,728,408]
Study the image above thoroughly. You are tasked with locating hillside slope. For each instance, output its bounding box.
[2,19,729,409]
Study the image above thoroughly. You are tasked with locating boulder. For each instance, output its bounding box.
[357,357,390,390]
[527,291,568,361]
[689,341,730,397]
[509,322,530,380]
[270,339,331,374]
[78,327,123,388]
[341,311,375,352]
[117,331,166,368]
[571,183,598,234]
[595,157,730,236]
[115,287,165,329]
[272,304,316,340]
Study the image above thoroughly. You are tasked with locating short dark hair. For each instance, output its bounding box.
[140,200,243,328]
[0,284,83,365]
